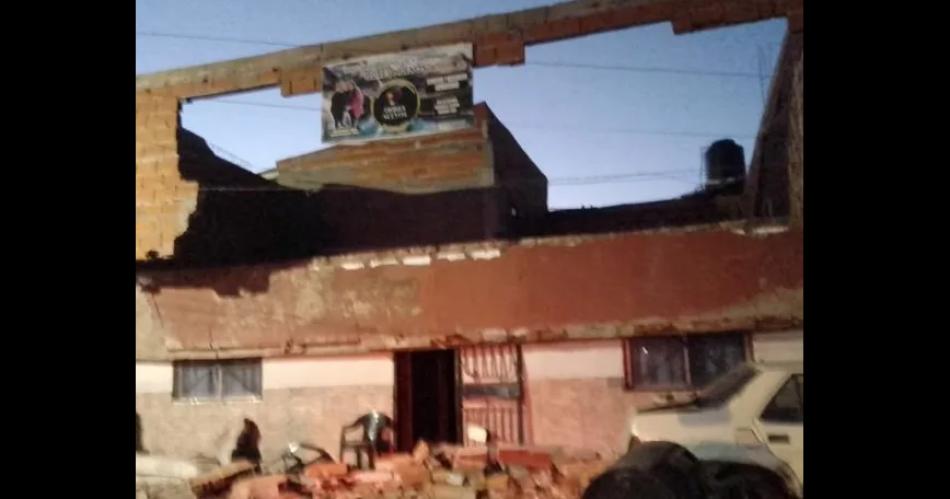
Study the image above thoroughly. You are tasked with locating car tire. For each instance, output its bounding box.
[612,442,704,499]
[714,466,793,499]
[582,467,677,499]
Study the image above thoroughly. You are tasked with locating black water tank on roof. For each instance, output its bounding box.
[704,139,746,188]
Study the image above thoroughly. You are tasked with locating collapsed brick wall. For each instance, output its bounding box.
[141,126,511,267]
[136,93,197,259]
[167,129,331,266]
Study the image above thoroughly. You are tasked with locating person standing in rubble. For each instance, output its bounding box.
[231,418,263,472]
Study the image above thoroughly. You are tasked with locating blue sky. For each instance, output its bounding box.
[136,0,786,209]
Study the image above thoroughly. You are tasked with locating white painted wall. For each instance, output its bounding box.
[137,331,801,396]
[135,353,394,395]
[522,331,804,382]
[522,340,624,380]
[262,353,393,389]
[136,362,174,393]
[752,330,804,363]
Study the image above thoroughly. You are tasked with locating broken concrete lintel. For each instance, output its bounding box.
[327,219,780,268]
[135,220,789,292]
[143,303,803,361]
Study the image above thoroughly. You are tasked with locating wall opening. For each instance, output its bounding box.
[394,349,461,451]
[170,19,787,211]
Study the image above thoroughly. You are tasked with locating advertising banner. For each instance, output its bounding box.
[321,43,475,144]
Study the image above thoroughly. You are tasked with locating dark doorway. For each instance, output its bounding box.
[394,349,460,452]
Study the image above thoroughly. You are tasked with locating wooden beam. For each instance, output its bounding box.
[136,0,800,99]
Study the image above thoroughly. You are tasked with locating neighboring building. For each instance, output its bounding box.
[259,168,278,181]
[135,0,803,465]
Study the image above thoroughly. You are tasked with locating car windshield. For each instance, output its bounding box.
[694,363,759,407]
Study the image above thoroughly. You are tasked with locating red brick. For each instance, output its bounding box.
[671,16,694,34]
[474,45,497,66]
[477,31,519,46]
[453,456,487,472]
[599,6,656,29]
[691,4,725,27]
[554,460,610,489]
[432,484,477,499]
[394,463,430,488]
[787,8,803,32]
[303,462,348,479]
[775,0,803,13]
[578,12,614,34]
[350,470,394,483]
[755,0,779,17]
[498,450,552,471]
[634,2,678,24]
[723,2,761,23]
[375,454,414,471]
[486,474,510,492]
[495,41,525,66]
[523,18,580,43]
[228,475,288,499]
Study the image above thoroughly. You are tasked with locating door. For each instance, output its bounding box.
[394,350,460,452]
[755,373,804,482]
[459,344,525,445]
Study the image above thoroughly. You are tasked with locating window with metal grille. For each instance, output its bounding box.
[623,333,748,391]
[172,358,262,401]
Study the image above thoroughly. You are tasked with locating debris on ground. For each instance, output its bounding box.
[190,461,257,498]
[183,441,609,499]
[136,454,204,499]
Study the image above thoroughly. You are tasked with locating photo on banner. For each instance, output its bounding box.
[321,43,475,144]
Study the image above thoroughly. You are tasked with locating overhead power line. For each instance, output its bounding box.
[180,168,699,192]
[136,31,299,48]
[191,99,754,140]
[525,61,761,79]
[205,141,259,171]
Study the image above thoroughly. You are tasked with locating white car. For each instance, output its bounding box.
[627,361,803,497]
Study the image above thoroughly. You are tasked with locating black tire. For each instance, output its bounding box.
[612,442,704,499]
[582,467,677,499]
[712,465,793,499]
